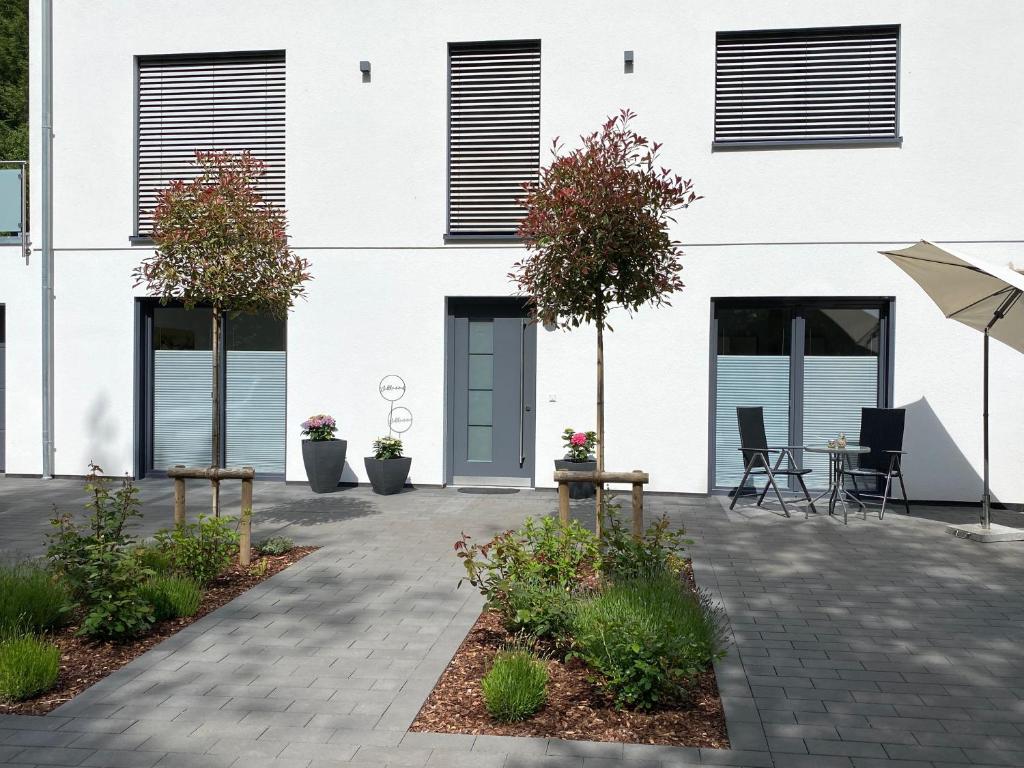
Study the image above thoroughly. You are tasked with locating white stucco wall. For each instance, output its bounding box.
[3,0,1022,503]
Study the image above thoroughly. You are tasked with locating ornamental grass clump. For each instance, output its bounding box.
[0,564,70,635]
[140,575,202,622]
[256,536,294,556]
[571,574,727,710]
[0,635,60,702]
[481,648,549,722]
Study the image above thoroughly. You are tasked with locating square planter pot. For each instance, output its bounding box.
[365,456,412,495]
[302,439,347,493]
[555,458,597,499]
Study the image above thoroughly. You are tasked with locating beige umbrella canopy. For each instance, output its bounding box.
[880,241,1024,530]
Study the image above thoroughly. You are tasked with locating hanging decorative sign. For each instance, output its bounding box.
[378,375,412,437]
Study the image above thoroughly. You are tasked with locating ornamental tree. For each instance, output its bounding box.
[133,151,311,512]
[511,110,699,513]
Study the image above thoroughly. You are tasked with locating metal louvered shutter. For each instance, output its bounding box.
[137,50,286,234]
[448,40,540,238]
[714,25,899,147]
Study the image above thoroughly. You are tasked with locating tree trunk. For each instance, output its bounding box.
[211,307,223,517]
[595,320,605,538]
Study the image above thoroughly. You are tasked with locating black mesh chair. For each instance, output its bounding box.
[840,407,909,519]
[729,406,816,518]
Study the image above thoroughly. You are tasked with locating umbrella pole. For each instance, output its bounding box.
[982,328,991,529]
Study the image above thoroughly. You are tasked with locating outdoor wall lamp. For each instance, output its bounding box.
[360,60,371,82]
[624,50,634,73]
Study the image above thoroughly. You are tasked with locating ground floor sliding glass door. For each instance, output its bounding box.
[139,303,286,478]
[711,299,893,492]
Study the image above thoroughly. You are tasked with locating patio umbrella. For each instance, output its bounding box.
[879,241,1024,532]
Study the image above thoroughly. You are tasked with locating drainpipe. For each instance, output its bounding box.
[40,0,54,478]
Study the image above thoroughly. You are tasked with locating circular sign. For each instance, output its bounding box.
[388,407,413,434]
[379,375,406,402]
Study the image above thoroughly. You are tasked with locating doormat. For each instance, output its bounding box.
[457,487,520,495]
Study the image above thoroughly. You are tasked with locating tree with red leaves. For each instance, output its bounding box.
[133,151,311,513]
[511,110,699,519]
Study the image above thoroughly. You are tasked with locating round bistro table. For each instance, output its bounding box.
[804,445,870,524]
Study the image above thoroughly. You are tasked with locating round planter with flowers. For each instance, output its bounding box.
[300,414,347,493]
[554,428,598,499]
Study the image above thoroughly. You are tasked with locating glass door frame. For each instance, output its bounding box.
[708,296,895,493]
[134,299,288,480]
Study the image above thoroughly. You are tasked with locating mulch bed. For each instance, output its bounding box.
[0,546,317,716]
[410,563,730,748]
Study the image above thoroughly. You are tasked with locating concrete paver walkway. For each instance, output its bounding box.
[1,477,1023,767]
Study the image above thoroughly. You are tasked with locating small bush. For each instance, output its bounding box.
[571,574,727,710]
[504,578,574,642]
[481,649,548,722]
[256,536,294,556]
[132,545,173,575]
[599,498,690,582]
[0,564,71,634]
[140,576,202,622]
[0,635,60,702]
[156,515,240,585]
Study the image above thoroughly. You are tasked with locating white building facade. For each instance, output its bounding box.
[2,0,1023,503]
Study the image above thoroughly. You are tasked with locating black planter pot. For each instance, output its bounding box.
[364,456,412,495]
[302,439,347,493]
[555,458,597,499]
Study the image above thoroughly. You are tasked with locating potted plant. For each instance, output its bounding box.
[300,414,346,493]
[364,437,411,495]
[554,428,598,499]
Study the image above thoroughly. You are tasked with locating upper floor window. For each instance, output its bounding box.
[714,25,900,150]
[136,50,285,236]
[447,40,541,240]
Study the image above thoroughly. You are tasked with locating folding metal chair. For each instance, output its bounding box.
[841,407,910,519]
[729,406,817,517]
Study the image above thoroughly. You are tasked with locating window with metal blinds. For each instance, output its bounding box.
[136,50,285,234]
[448,40,540,238]
[714,25,899,147]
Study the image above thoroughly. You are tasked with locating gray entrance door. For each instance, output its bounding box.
[448,300,536,486]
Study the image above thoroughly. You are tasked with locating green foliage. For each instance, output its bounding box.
[131,545,173,575]
[571,574,727,710]
[0,634,59,702]
[133,151,311,319]
[0,0,28,163]
[504,578,575,641]
[561,428,597,462]
[47,465,155,641]
[455,516,598,630]
[481,648,548,722]
[156,514,240,585]
[512,110,699,331]
[372,436,404,460]
[599,498,691,582]
[140,576,202,622]
[0,564,70,635]
[256,536,294,556]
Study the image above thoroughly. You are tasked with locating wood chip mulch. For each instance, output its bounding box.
[0,546,318,716]
[410,567,730,748]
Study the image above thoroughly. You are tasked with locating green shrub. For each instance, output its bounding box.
[599,498,690,582]
[140,576,202,622]
[256,536,294,556]
[481,649,548,722]
[47,466,155,641]
[132,545,173,575]
[0,635,60,702]
[571,574,726,710]
[504,578,574,641]
[156,515,240,585]
[455,516,598,624]
[0,564,71,634]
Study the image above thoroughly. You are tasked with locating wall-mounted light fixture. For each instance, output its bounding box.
[624,50,634,74]
[360,60,371,82]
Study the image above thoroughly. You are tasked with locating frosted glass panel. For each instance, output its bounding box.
[153,350,212,469]
[714,356,790,487]
[226,350,286,474]
[468,390,493,426]
[469,321,493,353]
[468,426,492,462]
[469,354,493,389]
[802,357,878,487]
